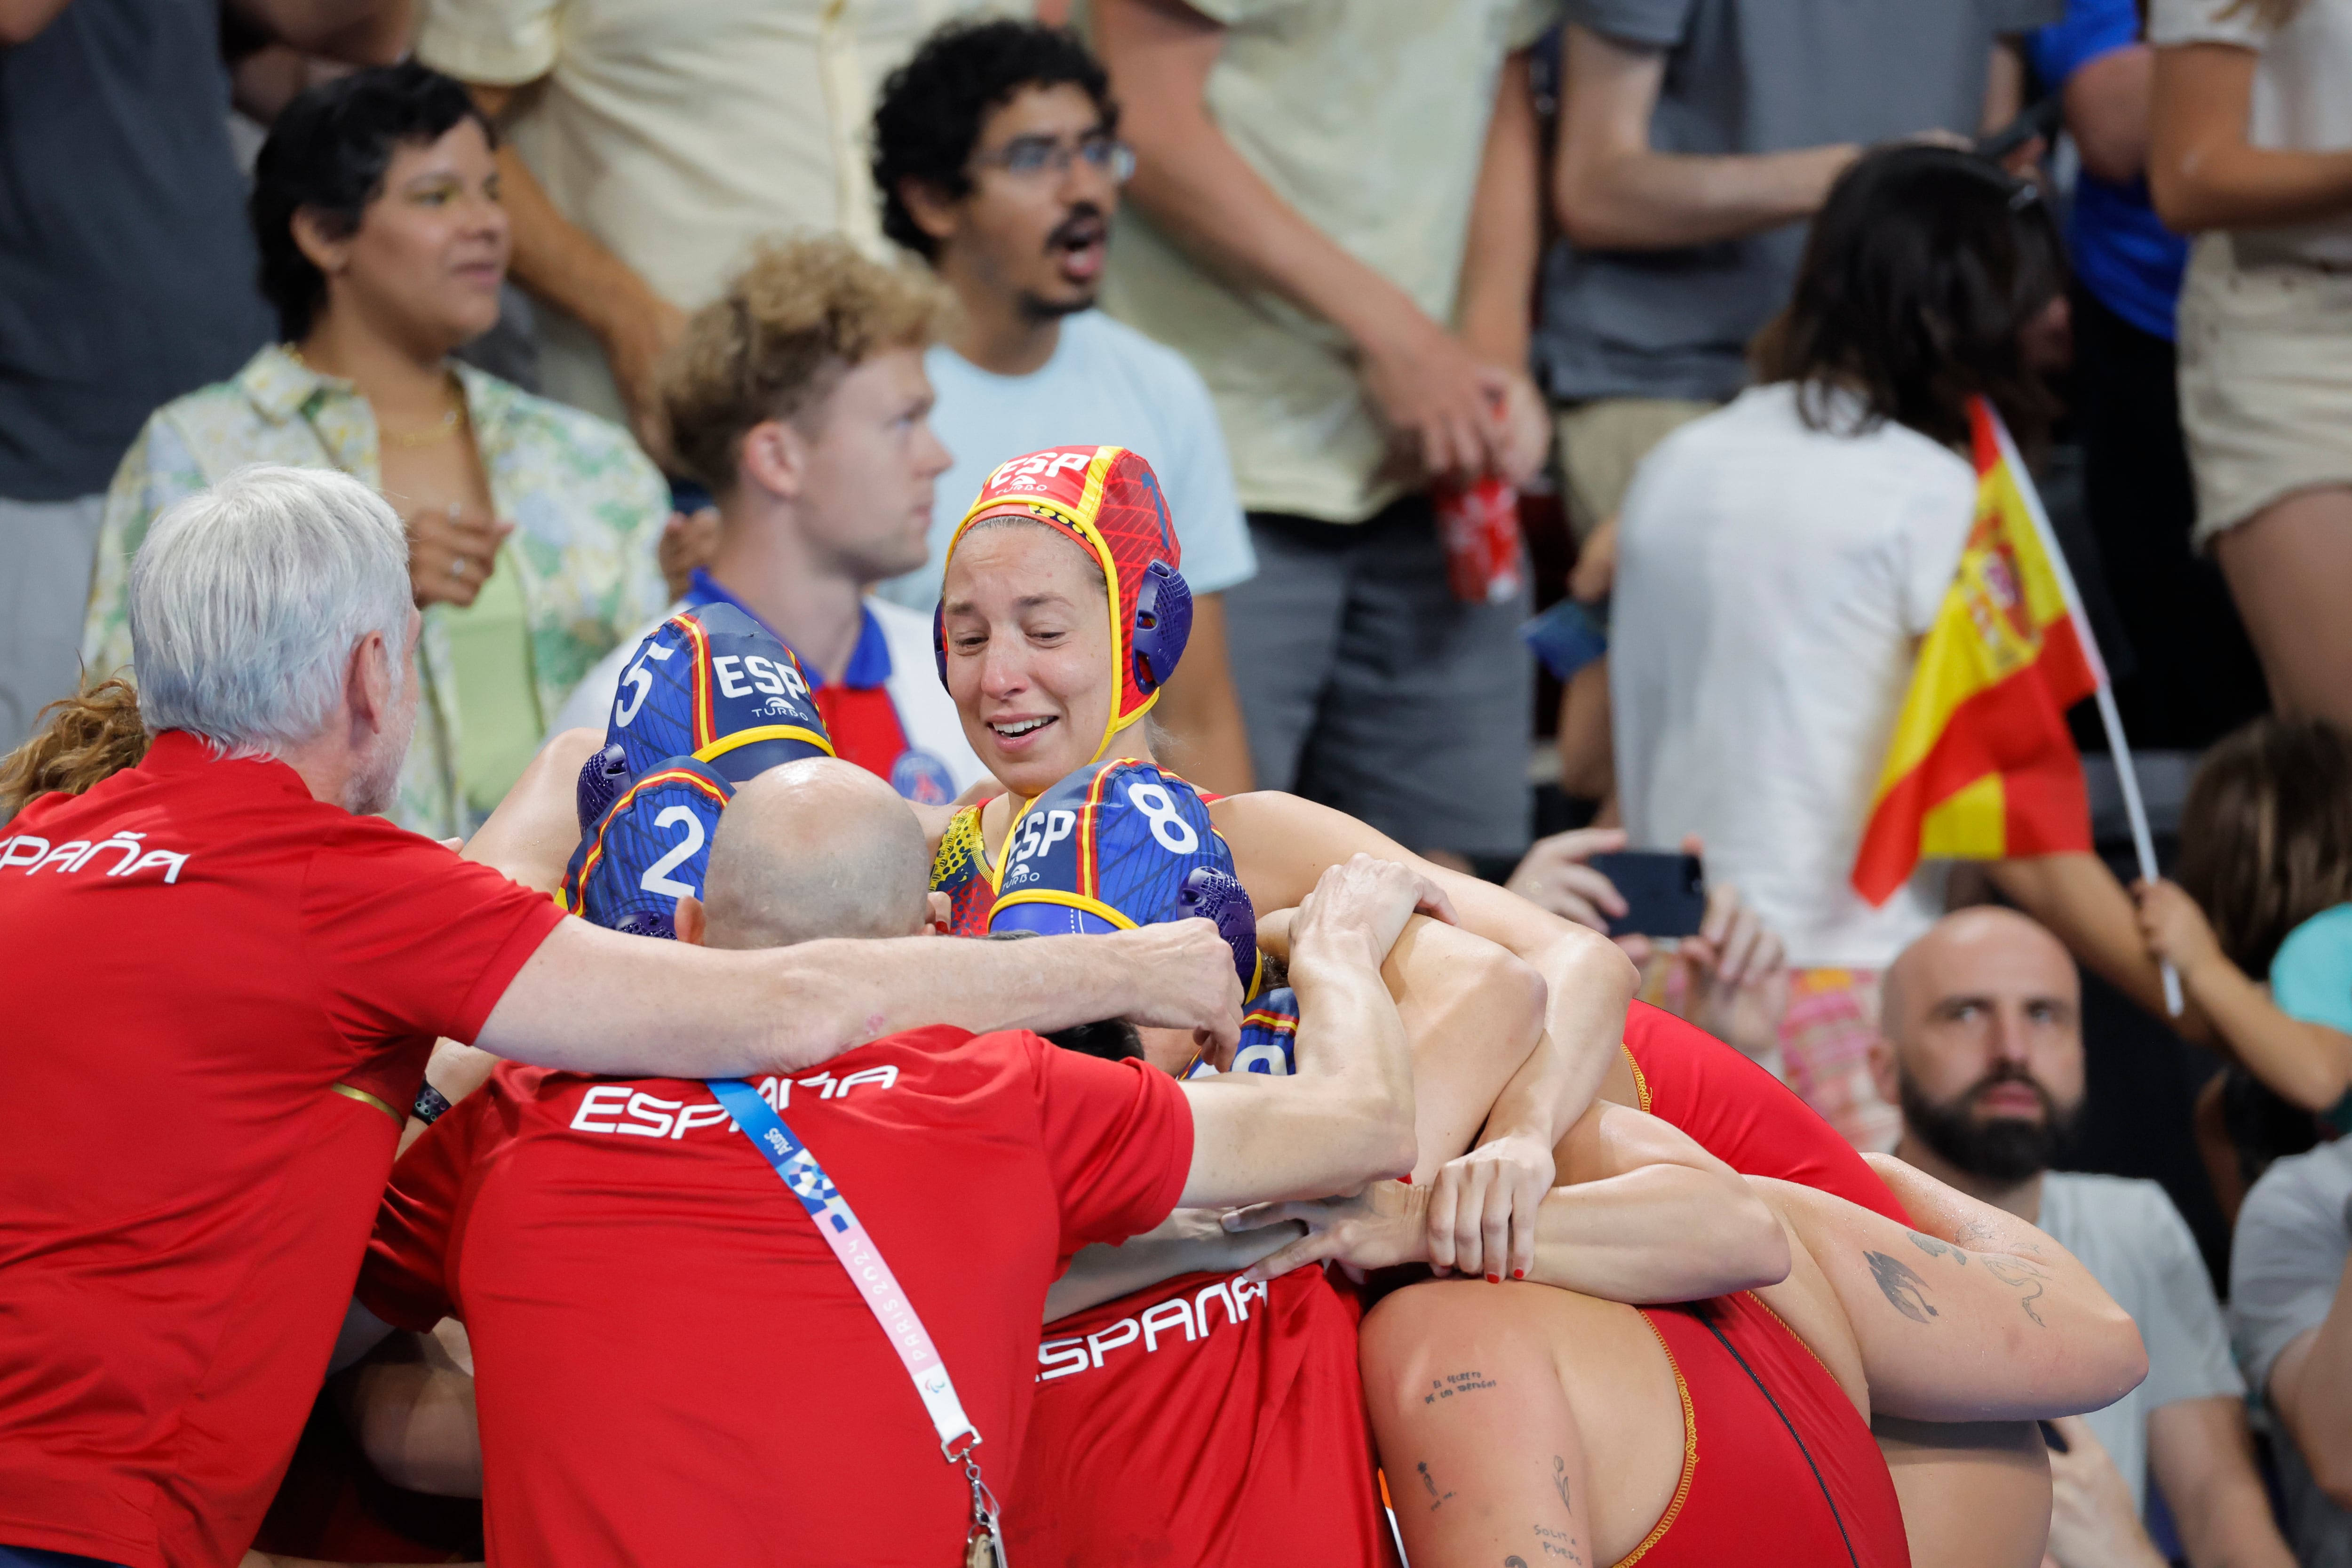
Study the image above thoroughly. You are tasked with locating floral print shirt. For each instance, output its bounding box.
[81,344,669,837]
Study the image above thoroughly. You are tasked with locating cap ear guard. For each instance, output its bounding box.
[1179,864,1259,995]
[576,741,632,835]
[932,599,948,691]
[1130,560,1192,697]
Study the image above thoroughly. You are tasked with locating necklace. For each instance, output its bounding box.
[381,380,468,449]
[286,345,467,448]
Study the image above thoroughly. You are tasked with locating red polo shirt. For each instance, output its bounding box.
[357,1031,1192,1568]
[0,732,565,1568]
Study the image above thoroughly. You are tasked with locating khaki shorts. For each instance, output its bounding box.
[1552,396,1716,541]
[2177,233,2352,549]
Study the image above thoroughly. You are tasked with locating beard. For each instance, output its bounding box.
[350,684,418,817]
[1898,1065,2081,1185]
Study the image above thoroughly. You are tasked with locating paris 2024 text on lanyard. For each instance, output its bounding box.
[706,1076,1009,1568]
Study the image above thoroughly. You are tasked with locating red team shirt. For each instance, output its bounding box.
[0,733,564,1568]
[358,1027,1192,1567]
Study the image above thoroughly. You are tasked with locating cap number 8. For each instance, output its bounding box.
[1126,782,1199,854]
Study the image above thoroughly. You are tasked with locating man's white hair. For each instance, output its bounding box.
[128,464,413,757]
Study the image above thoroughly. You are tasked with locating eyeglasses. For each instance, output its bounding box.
[973,133,1136,184]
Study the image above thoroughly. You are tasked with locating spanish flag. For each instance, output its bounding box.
[1851,398,2100,906]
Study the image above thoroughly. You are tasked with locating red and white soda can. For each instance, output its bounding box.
[1434,475,1526,605]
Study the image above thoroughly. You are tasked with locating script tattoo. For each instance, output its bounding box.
[1423,1370,1499,1404]
[1554,1455,1572,1513]
[1983,1257,2051,1327]
[1418,1461,1456,1510]
[1866,1251,1939,1323]
[1534,1523,1581,1562]
[1907,1231,1965,1267]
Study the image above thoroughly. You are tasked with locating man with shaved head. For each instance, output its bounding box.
[1871,909,2289,1568]
[679,759,938,951]
[344,762,1438,1566]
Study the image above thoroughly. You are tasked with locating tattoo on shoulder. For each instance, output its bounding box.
[1907,1231,1966,1266]
[1553,1455,1572,1513]
[1866,1250,1939,1323]
[1418,1461,1456,1510]
[1423,1370,1499,1405]
[1533,1523,1582,1563]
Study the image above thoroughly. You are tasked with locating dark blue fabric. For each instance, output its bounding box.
[0,0,273,497]
[2026,0,2188,342]
[687,568,894,689]
[0,1545,129,1568]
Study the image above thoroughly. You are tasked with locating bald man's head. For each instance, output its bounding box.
[699,759,932,949]
[1875,907,2084,1183]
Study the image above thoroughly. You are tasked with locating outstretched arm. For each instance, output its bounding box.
[1236,1102,1788,1303]
[481,914,1246,1084]
[1214,791,1640,1275]
[1174,857,1428,1208]
[1047,908,1543,1320]
[1768,1160,2147,1424]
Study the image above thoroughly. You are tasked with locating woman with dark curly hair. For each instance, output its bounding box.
[79,62,668,838]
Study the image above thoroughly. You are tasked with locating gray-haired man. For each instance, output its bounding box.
[0,465,1239,1568]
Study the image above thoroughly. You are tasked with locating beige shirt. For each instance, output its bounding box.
[416,0,1007,423]
[1089,0,1552,524]
[2150,0,2352,265]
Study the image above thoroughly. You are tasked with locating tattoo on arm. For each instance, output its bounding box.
[1866,1250,1939,1323]
[1417,1460,1456,1509]
[1907,1231,1966,1267]
[1553,1455,1571,1512]
[1981,1257,2050,1327]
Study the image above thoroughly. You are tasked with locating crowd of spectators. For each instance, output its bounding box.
[5,0,2352,1563]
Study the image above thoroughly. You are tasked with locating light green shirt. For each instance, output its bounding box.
[81,343,670,836]
[1087,0,1554,524]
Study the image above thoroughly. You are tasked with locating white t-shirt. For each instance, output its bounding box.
[1611,383,1976,969]
[549,592,987,802]
[876,310,1257,614]
[2036,1172,2245,1519]
[2150,0,2352,265]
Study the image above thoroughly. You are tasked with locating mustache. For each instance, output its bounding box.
[1962,1063,2058,1118]
[1046,204,1107,253]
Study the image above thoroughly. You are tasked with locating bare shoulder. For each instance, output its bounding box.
[1211,790,1411,912]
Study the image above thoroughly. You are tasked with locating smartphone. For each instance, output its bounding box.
[1585,851,1707,939]
[1974,95,2063,163]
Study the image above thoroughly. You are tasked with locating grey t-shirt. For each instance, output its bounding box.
[2034,1173,2245,1519]
[2231,1139,2352,1568]
[0,0,275,500]
[1533,0,2061,405]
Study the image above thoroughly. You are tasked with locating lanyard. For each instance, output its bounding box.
[707,1077,1006,1566]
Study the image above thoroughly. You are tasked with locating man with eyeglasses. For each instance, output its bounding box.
[869,18,1260,796]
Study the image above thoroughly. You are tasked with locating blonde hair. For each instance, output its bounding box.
[660,235,947,494]
[1,679,150,823]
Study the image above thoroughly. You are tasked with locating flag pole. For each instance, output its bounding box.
[1985,405,2185,1017]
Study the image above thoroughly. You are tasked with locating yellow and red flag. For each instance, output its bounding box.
[1851,398,2100,905]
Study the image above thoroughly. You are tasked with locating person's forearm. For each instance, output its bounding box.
[1458,50,1542,369]
[1098,0,1436,357]
[2151,45,2352,232]
[231,0,410,64]
[1149,594,1254,796]
[478,922,1226,1082]
[1556,143,1858,251]
[1044,1212,1299,1321]
[467,88,666,350]
[1988,853,2209,1041]
[1527,1165,1788,1302]
[1477,926,1638,1152]
[2178,953,2352,1112]
[0,0,72,46]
